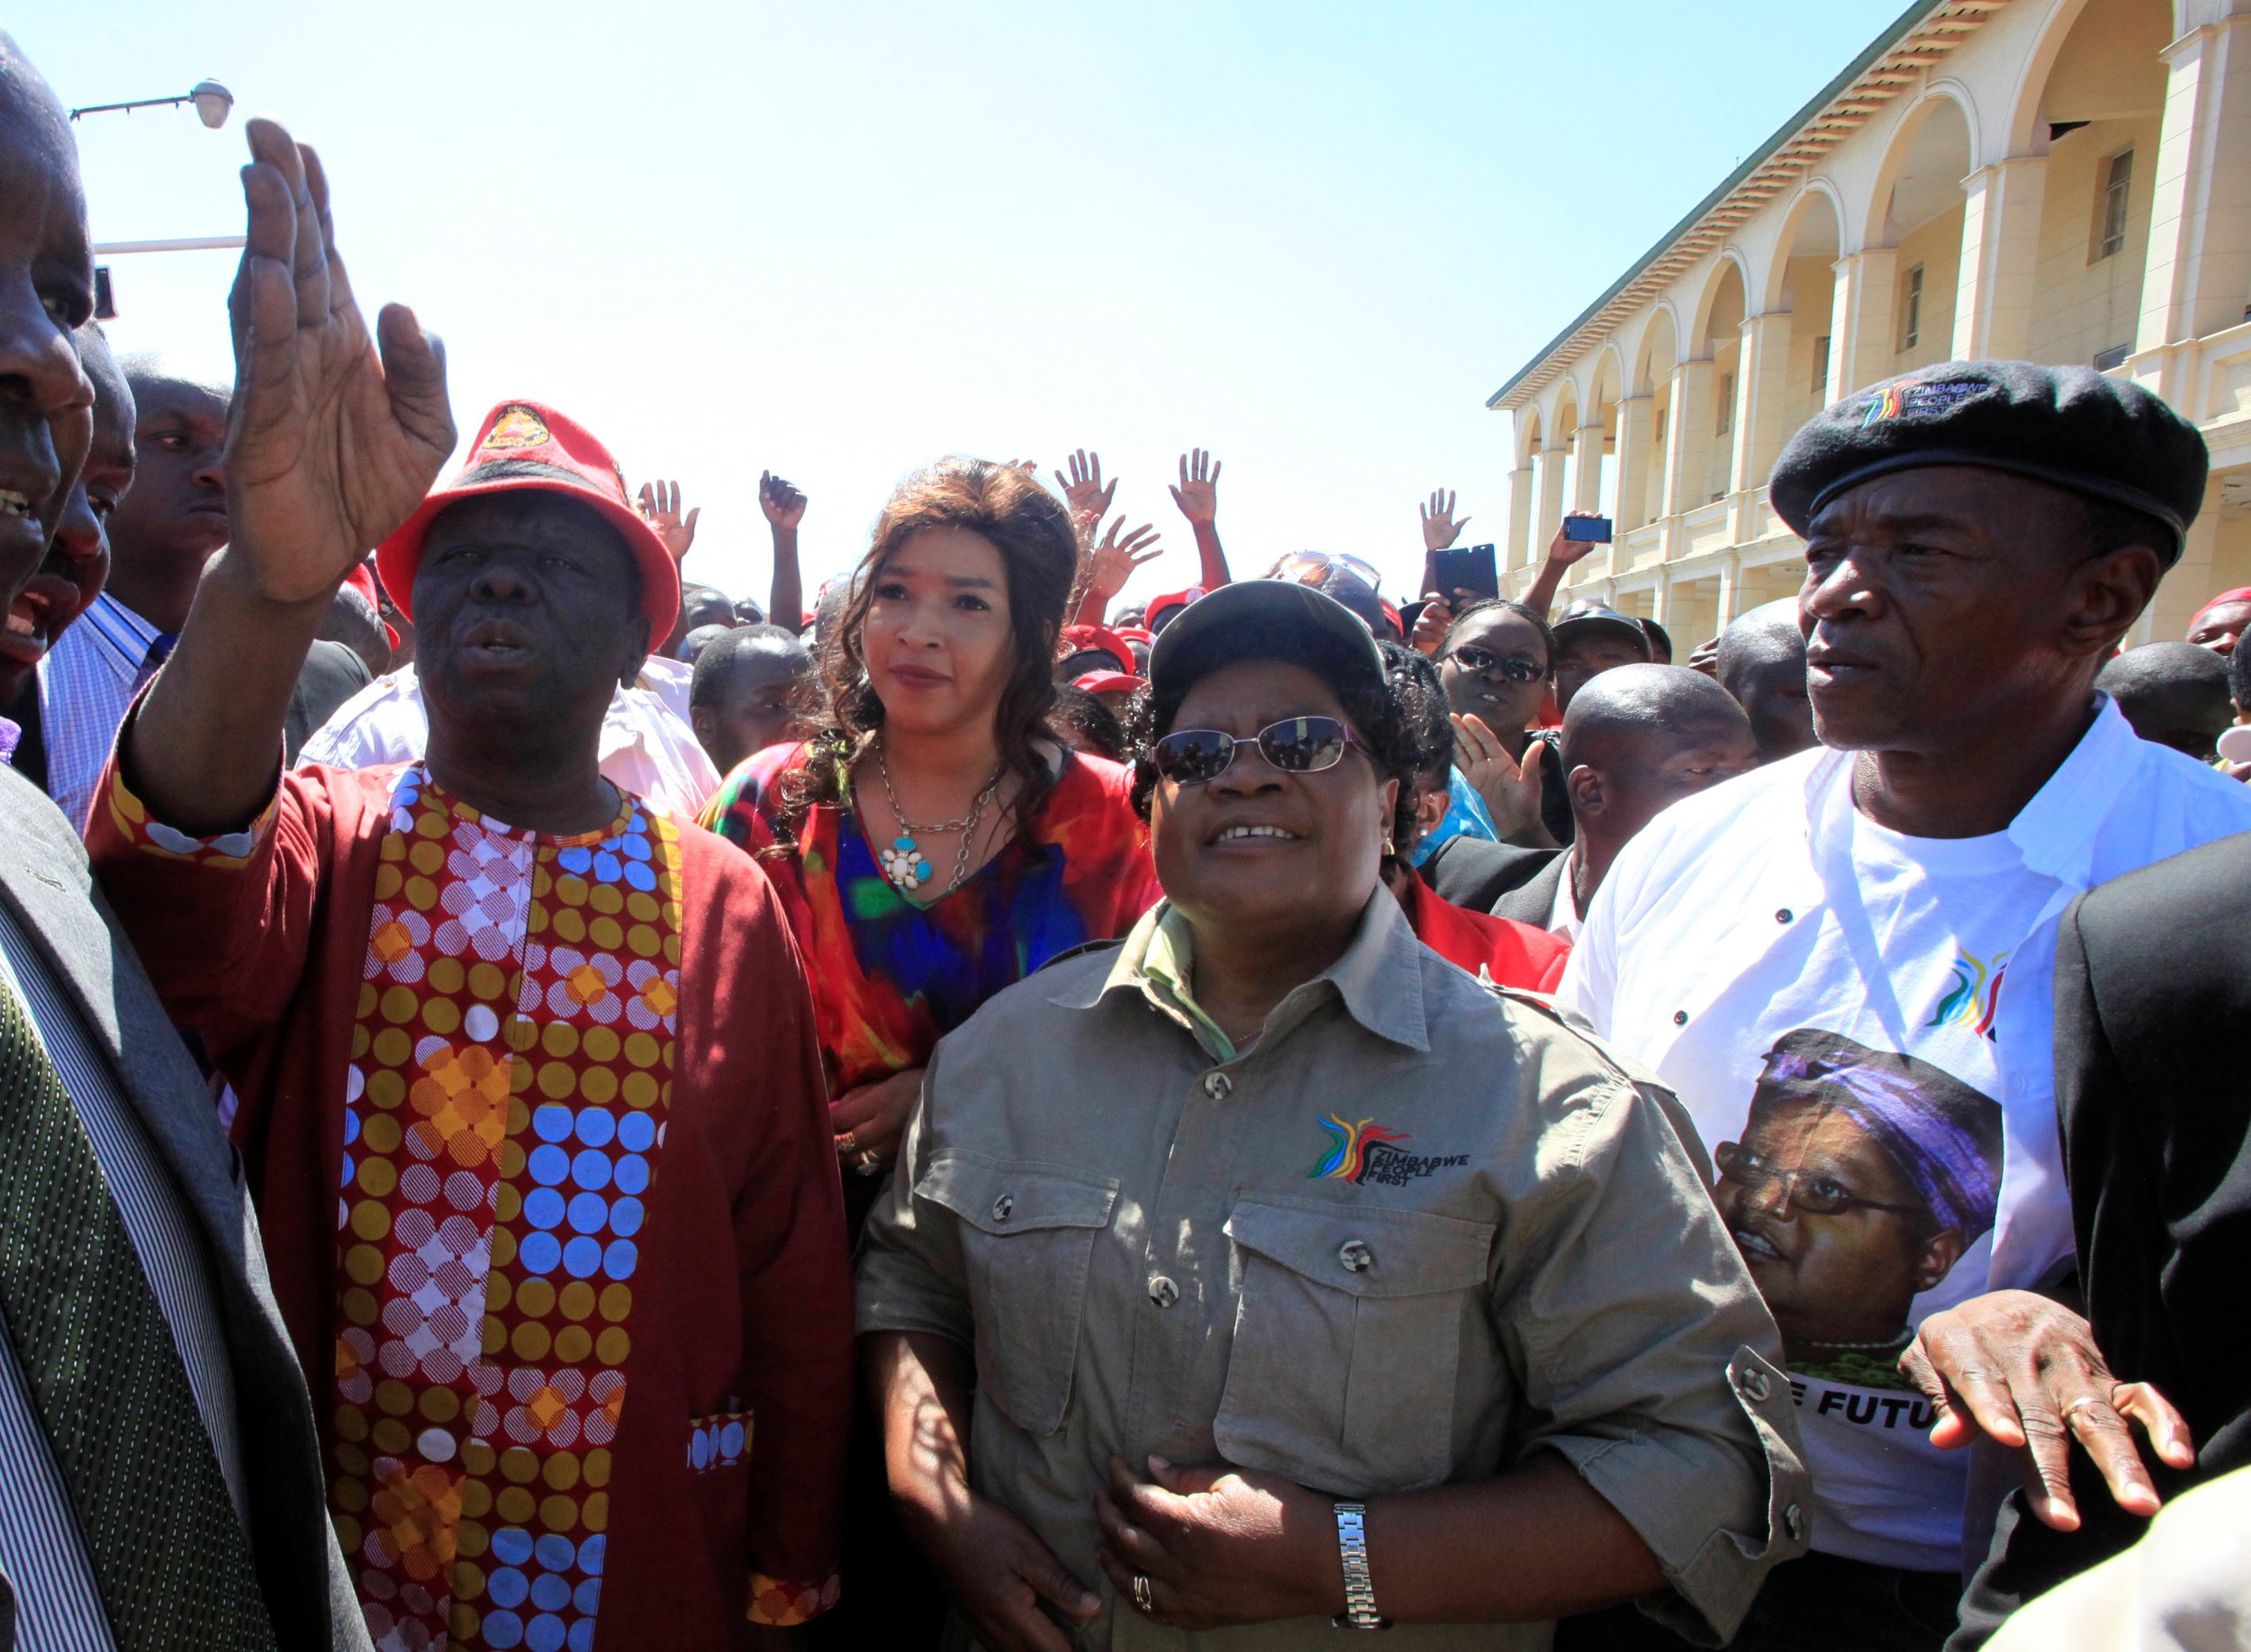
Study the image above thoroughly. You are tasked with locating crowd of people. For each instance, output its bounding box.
[4,32,2250,1652]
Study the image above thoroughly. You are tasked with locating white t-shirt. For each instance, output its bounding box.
[1560,698,2251,1572]
[1544,853,1585,943]
[296,661,720,819]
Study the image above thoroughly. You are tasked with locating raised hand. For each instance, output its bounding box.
[758,470,807,531]
[224,118,454,605]
[1453,714,1561,849]
[1546,511,1607,568]
[1086,516,1164,605]
[636,479,701,565]
[1054,449,1116,521]
[1169,448,1221,527]
[1411,593,1452,658]
[1421,488,1469,553]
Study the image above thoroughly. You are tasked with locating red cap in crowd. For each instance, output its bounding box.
[1144,588,1205,632]
[1072,670,1144,698]
[375,400,683,644]
[1059,624,1136,673]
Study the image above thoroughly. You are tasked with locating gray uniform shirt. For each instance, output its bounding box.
[858,893,1810,1650]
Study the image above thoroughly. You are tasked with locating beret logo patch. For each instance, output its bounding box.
[478,404,552,454]
[1859,379,1988,427]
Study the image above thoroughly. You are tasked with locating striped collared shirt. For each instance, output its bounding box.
[0,900,244,1651]
[37,594,168,836]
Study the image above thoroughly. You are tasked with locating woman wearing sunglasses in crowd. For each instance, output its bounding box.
[1432,603,1576,869]
[1377,641,1570,990]
[858,580,1808,1652]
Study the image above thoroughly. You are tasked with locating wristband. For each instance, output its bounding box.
[1332,1501,1389,1629]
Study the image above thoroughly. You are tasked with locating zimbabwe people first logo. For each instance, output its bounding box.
[1309,1114,1468,1187]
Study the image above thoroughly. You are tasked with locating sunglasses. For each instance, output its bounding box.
[1150,716,1358,786]
[1442,644,1547,682]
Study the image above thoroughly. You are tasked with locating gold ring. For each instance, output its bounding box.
[852,1150,884,1178]
[836,1130,859,1157]
[1132,1574,1153,1613]
[2061,1394,2110,1426]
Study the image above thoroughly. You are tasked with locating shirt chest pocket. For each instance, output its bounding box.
[1214,1198,1494,1497]
[919,1155,1118,1438]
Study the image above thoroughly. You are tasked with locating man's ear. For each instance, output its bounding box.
[2066,546,2163,660]
[1567,763,1604,819]
[691,705,716,745]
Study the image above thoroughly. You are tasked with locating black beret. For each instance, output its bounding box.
[1768,360,2208,564]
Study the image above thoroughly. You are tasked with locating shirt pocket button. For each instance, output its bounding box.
[1149,1276,1180,1308]
[1740,1368,1771,1403]
[991,1195,1014,1223]
[1337,1240,1375,1273]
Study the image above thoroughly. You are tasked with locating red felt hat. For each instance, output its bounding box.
[1072,670,1145,697]
[375,400,681,644]
[1113,625,1154,647]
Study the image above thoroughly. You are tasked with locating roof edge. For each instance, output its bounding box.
[1486,0,1948,412]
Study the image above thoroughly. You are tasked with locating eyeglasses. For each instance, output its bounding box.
[1268,552,1386,594]
[1442,644,1547,683]
[1150,716,1358,786]
[1714,1142,1924,1219]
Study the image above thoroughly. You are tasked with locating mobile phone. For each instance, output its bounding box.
[1561,515,1614,545]
[1432,544,1500,602]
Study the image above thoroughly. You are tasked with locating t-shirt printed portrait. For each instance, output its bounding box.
[1621,795,2056,1572]
[1716,1030,2003,1390]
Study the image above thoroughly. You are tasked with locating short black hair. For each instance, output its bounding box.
[689,623,811,709]
[2095,640,2232,727]
[2231,638,2251,713]
[1125,621,1424,854]
[1048,683,1127,761]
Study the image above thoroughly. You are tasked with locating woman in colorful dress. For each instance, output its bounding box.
[704,458,1160,1193]
[701,455,1159,1646]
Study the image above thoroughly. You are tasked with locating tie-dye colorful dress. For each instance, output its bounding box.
[701,744,1162,1099]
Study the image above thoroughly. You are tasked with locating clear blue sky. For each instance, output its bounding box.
[23,1,1908,613]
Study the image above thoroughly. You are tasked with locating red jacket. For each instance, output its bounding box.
[1395,873,1569,992]
[89,760,853,1650]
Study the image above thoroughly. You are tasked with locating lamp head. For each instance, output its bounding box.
[189,79,232,129]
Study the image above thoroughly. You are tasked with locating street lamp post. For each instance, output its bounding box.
[70,79,239,318]
[69,78,234,129]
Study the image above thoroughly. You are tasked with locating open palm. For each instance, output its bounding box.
[226,119,455,606]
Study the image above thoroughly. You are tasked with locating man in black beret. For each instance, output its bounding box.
[1556,361,2251,1652]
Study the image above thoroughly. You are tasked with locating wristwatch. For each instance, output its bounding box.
[1332,1501,1389,1629]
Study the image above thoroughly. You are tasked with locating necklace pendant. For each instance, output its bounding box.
[881,835,933,891]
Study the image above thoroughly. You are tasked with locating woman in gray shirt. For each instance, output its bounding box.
[857,581,1808,1649]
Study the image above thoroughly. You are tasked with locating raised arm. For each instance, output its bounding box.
[760,470,807,634]
[1170,448,1229,590]
[1520,512,1607,620]
[1074,515,1163,627]
[127,118,453,834]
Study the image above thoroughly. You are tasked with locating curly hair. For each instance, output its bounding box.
[1122,617,1424,854]
[779,457,1084,837]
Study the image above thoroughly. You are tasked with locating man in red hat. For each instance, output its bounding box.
[87,119,850,1651]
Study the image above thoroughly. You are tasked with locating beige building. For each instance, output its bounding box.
[1491,0,2251,646]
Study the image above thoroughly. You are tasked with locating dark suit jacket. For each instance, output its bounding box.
[1487,852,1568,928]
[0,764,368,1652]
[1951,829,2251,1648]
[1420,836,1560,915]
[4,638,369,795]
